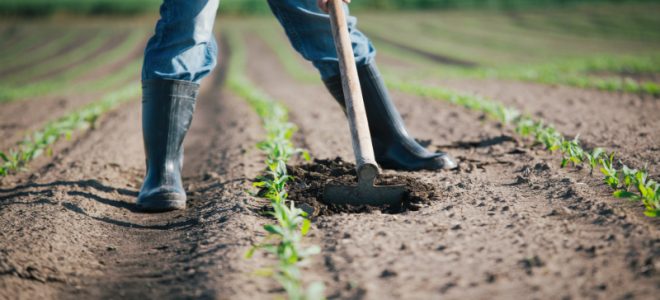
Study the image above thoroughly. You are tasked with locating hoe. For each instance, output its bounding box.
[323,0,406,206]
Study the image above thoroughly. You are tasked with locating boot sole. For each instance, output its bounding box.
[136,192,186,212]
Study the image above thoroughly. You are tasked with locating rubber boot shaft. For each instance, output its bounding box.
[137,79,199,212]
[324,63,457,170]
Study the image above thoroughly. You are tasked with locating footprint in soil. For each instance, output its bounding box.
[255,157,439,217]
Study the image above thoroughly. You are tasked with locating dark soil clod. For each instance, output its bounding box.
[285,157,438,216]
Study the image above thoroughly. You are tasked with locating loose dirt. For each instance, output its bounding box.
[1,25,658,300]
[285,157,437,216]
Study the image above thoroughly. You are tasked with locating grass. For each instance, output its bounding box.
[0,81,140,176]
[225,29,324,300]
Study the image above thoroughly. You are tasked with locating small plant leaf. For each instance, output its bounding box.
[301,219,311,236]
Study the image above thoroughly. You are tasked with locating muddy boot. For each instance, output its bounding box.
[323,63,457,171]
[137,79,198,212]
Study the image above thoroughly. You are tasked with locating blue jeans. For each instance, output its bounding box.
[142,0,376,83]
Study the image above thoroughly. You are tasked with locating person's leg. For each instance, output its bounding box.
[138,0,219,212]
[267,0,456,170]
[267,0,374,80]
[142,0,219,83]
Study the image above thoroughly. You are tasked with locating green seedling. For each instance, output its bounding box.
[534,123,562,151]
[614,167,659,216]
[599,152,619,189]
[620,165,638,191]
[560,136,584,168]
[638,180,659,217]
[584,148,603,175]
[514,116,536,137]
[635,168,648,187]
[0,150,21,175]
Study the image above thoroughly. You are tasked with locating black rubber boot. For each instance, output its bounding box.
[323,63,457,171]
[137,79,198,212]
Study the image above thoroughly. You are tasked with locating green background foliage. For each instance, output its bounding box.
[0,0,657,17]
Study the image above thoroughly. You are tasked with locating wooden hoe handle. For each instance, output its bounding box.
[328,0,380,180]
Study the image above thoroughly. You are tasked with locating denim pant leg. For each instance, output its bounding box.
[142,0,219,84]
[267,0,376,80]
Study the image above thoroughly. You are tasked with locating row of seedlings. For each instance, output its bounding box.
[225,29,324,300]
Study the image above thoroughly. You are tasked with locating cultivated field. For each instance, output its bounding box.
[0,3,659,299]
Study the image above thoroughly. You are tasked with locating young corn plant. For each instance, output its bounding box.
[619,165,639,192]
[638,180,659,217]
[584,148,603,175]
[533,123,563,152]
[599,152,619,190]
[227,29,323,300]
[559,136,584,168]
[612,167,659,217]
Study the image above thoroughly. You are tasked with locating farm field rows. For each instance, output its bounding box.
[1,4,659,299]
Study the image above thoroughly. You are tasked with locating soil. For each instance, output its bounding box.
[284,158,437,216]
[0,25,659,300]
[428,77,660,177]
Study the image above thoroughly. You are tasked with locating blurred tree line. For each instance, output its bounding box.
[0,0,655,17]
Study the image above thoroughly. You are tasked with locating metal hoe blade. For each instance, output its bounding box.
[323,167,406,206]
